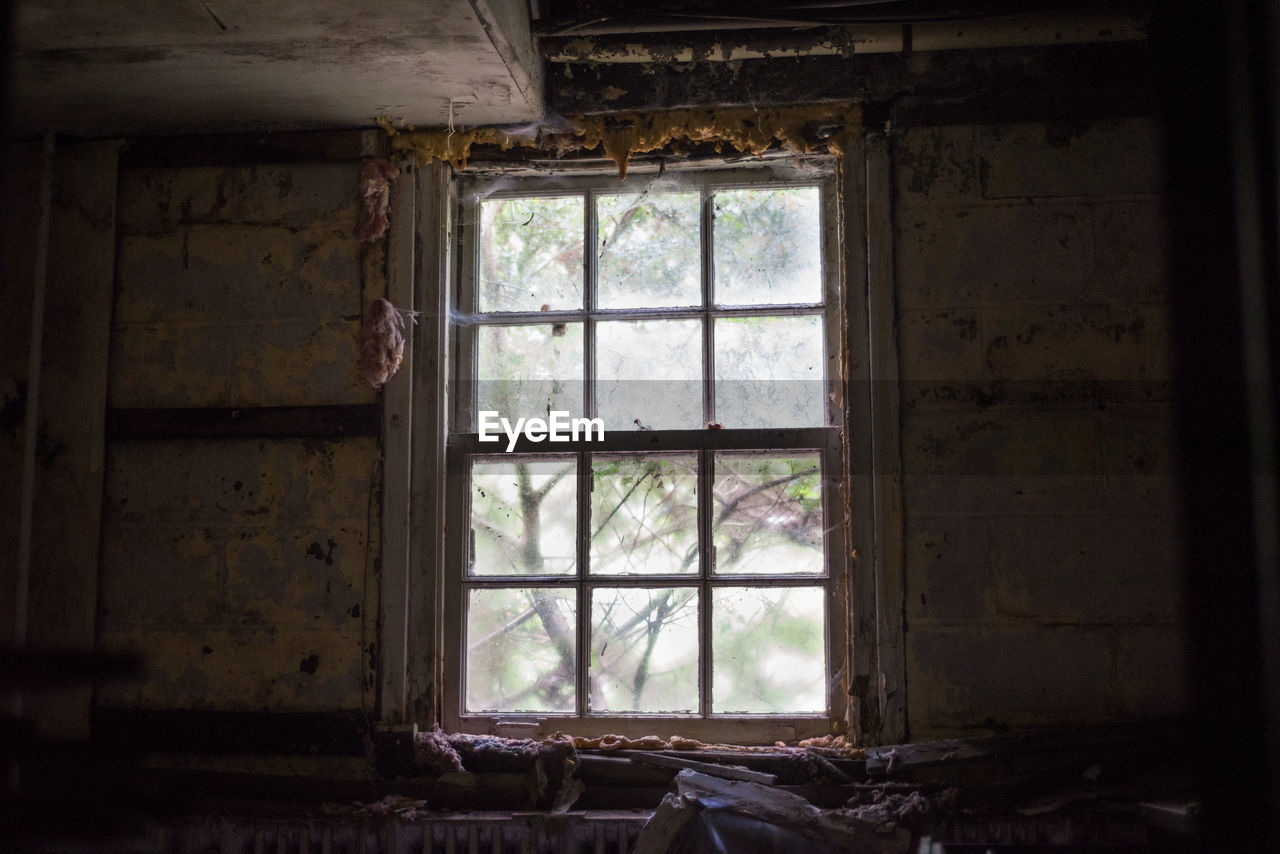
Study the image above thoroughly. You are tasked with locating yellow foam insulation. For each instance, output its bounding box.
[379,104,863,178]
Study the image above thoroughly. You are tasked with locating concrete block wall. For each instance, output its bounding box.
[97,161,379,713]
[894,118,1186,738]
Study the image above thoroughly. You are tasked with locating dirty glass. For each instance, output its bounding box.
[712,452,823,576]
[714,315,824,428]
[713,187,822,306]
[712,586,825,714]
[470,457,576,576]
[597,190,701,309]
[466,587,577,712]
[589,587,699,713]
[596,318,702,430]
[590,454,699,576]
[479,196,584,312]
[476,322,583,423]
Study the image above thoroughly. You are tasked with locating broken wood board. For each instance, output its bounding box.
[625,751,778,785]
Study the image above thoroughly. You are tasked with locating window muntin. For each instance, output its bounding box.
[446,162,846,740]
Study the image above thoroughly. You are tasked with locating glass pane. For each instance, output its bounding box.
[712,586,825,714]
[598,191,701,309]
[597,319,702,430]
[479,196,583,312]
[712,452,823,576]
[477,323,583,425]
[714,315,824,428]
[471,457,576,576]
[591,454,698,576]
[466,587,577,712]
[590,587,699,713]
[713,186,822,306]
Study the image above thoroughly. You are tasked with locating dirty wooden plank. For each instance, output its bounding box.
[378,162,415,723]
[625,751,778,785]
[865,131,907,744]
[25,140,121,741]
[633,793,700,854]
[864,720,1189,778]
[408,160,453,724]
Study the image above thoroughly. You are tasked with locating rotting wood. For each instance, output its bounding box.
[864,719,1189,781]
[625,751,778,785]
[577,754,675,787]
[632,792,700,854]
[105,405,380,439]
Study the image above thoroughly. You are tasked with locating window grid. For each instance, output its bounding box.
[446,161,847,739]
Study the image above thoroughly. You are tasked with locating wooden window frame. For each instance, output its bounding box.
[440,157,850,742]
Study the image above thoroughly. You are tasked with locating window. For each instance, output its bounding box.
[442,159,848,742]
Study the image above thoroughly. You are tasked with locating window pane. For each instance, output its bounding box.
[590,587,699,713]
[477,323,583,424]
[712,452,823,576]
[712,586,825,714]
[471,457,576,576]
[713,186,822,306]
[479,196,583,312]
[591,454,698,576]
[598,191,701,309]
[714,315,824,428]
[597,319,702,430]
[466,587,577,712]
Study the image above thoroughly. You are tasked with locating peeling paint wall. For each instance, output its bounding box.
[97,160,380,714]
[894,117,1185,738]
[10,109,1183,749]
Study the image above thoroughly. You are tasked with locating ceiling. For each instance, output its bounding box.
[6,0,542,138]
[4,1,1148,139]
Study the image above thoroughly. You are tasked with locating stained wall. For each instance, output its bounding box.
[95,158,380,715]
[893,117,1186,738]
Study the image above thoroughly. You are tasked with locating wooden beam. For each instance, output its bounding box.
[89,708,368,756]
[378,161,415,724]
[105,405,380,440]
[626,751,779,785]
[409,160,455,725]
[120,130,385,168]
[864,132,907,744]
[546,42,1154,118]
[24,140,121,741]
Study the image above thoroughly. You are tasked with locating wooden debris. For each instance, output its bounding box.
[671,770,913,853]
[626,751,778,786]
[632,792,700,854]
